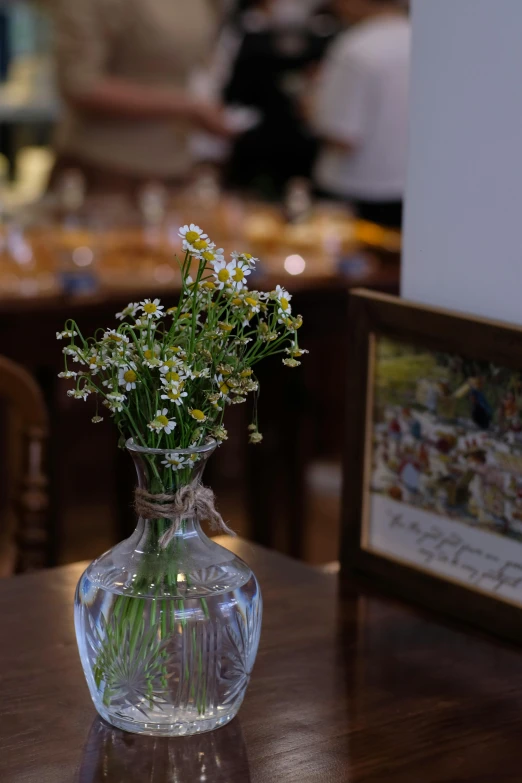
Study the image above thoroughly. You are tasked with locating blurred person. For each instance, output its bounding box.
[312,0,410,228]
[221,0,340,199]
[48,0,233,195]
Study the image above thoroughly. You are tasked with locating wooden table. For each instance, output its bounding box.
[2,537,522,782]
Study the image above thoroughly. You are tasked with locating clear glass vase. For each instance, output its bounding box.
[74,439,262,737]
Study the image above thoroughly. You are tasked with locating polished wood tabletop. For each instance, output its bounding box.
[2,537,521,782]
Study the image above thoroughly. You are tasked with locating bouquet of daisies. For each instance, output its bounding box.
[57,223,306,470]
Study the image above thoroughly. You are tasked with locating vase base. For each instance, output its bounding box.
[96,706,239,737]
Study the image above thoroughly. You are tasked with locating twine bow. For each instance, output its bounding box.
[134,483,236,548]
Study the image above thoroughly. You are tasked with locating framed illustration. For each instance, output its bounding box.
[342,289,522,643]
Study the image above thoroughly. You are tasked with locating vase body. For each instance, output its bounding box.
[74,440,262,736]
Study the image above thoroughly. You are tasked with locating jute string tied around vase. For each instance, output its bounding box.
[134,483,236,548]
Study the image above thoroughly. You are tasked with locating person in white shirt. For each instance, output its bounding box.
[312,0,410,227]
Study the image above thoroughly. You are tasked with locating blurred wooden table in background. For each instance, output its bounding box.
[0,196,400,566]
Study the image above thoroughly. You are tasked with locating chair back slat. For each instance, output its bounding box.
[0,356,49,573]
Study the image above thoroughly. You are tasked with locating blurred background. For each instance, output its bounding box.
[0,0,408,573]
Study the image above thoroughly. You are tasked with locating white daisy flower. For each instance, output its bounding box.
[185,453,200,469]
[161,453,187,471]
[159,357,184,373]
[67,387,91,401]
[165,345,185,358]
[56,330,77,340]
[139,298,164,319]
[115,302,139,321]
[243,294,261,313]
[107,391,127,405]
[273,285,292,315]
[215,374,231,398]
[118,362,139,391]
[141,343,161,368]
[198,246,224,264]
[229,258,252,290]
[159,368,186,387]
[160,384,188,406]
[91,415,104,424]
[133,317,154,331]
[185,367,210,380]
[180,228,212,255]
[105,392,126,412]
[148,408,176,434]
[102,329,130,345]
[179,223,207,245]
[58,370,77,379]
[87,351,109,375]
[189,409,207,422]
[231,251,258,269]
[212,259,236,289]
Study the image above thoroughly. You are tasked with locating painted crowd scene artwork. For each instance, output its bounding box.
[370,337,522,541]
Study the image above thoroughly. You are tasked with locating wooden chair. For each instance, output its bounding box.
[0,356,49,574]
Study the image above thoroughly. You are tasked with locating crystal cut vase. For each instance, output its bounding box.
[74,439,262,736]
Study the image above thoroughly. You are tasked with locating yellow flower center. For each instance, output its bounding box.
[218,269,230,283]
[193,239,208,251]
[107,333,122,342]
[203,281,216,290]
[167,306,177,314]
[124,370,137,383]
[157,415,169,426]
[144,350,153,360]
[240,369,252,378]
[191,409,206,421]
[144,303,157,314]
[242,253,252,260]
[167,457,181,465]
[165,371,180,383]
[185,231,199,244]
[220,382,230,395]
[202,251,215,262]
[219,323,234,332]
[180,313,191,320]
[232,297,243,306]
[89,356,97,365]
[232,268,245,282]
[280,297,289,311]
[167,390,180,400]
[245,297,257,307]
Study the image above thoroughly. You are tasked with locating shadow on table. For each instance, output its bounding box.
[77,716,251,782]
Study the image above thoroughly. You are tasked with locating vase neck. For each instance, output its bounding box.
[130,445,213,496]
[126,440,217,550]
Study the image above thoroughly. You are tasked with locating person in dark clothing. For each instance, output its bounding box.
[223,0,339,199]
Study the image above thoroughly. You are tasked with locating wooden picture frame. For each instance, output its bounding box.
[342,289,522,644]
